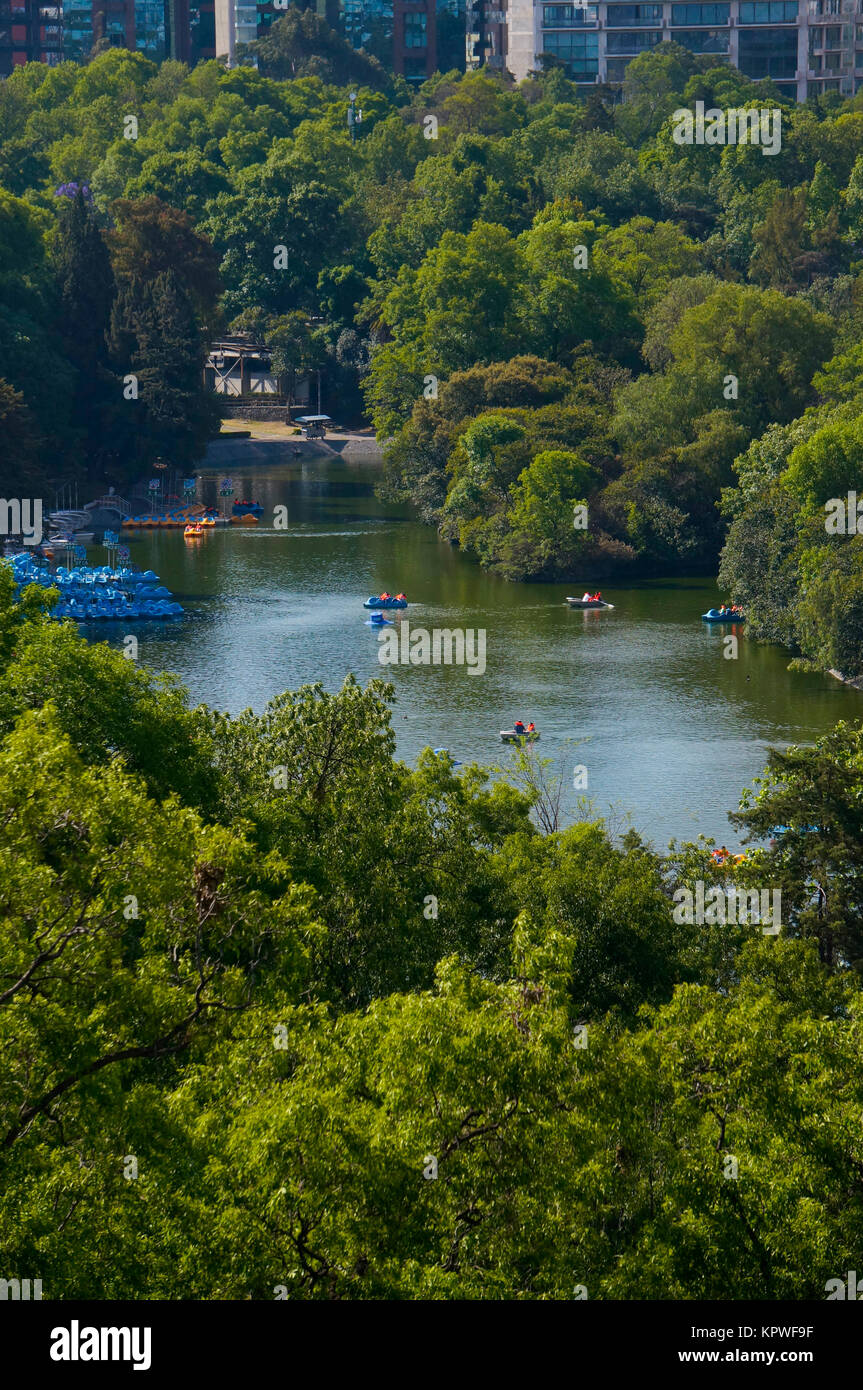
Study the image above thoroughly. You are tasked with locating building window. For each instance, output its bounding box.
[670,3,729,23]
[541,26,599,75]
[404,9,427,46]
[605,55,632,79]
[542,4,598,25]
[737,2,798,22]
[809,23,843,49]
[605,3,663,24]
[738,25,797,75]
[606,27,663,50]
[672,26,730,49]
[808,0,841,12]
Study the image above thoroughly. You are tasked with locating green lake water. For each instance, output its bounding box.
[104,444,861,849]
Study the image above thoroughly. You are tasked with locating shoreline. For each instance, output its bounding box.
[205,424,384,467]
[828,668,863,692]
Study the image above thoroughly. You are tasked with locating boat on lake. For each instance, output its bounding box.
[566,596,614,609]
[703,607,745,623]
[364,594,408,609]
[500,728,540,744]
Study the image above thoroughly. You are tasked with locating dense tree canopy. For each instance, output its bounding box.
[1,575,862,1298]
[3,32,863,646]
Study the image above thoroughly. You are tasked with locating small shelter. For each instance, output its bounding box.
[205,335,278,396]
[295,414,332,440]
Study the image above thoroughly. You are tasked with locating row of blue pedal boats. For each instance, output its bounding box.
[7,555,184,621]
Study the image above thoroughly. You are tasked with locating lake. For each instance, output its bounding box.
[108,443,861,850]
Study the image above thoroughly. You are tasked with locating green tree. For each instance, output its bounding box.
[250,8,389,89]
[108,196,222,329]
[596,215,702,310]
[504,448,599,578]
[732,722,863,969]
[108,268,219,475]
[50,188,123,484]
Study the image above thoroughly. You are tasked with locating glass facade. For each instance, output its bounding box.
[673,26,730,50]
[341,0,393,64]
[738,24,798,75]
[606,27,662,49]
[435,0,464,71]
[541,25,598,75]
[403,5,425,43]
[542,3,597,23]
[233,0,257,42]
[605,55,631,79]
[61,0,93,58]
[809,22,842,48]
[738,1,798,22]
[671,3,729,22]
[135,0,167,56]
[524,0,863,101]
[338,0,466,75]
[605,3,662,23]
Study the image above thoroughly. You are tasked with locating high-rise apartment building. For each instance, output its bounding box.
[321,0,466,79]
[214,0,264,59]
[53,0,190,62]
[212,0,465,81]
[466,0,506,66]
[8,0,855,103]
[0,0,63,72]
[505,0,863,102]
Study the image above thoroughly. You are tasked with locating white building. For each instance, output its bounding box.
[214,0,264,63]
[502,0,863,104]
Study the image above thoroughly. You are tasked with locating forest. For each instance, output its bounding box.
[2,570,863,1299]
[3,20,863,673]
[4,19,863,1301]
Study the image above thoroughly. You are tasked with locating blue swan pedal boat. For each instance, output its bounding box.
[703,607,745,623]
[364,595,408,609]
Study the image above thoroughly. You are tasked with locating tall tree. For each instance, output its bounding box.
[250,7,389,89]
[50,189,121,484]
[108,197,222,332]
[109,268,219,473]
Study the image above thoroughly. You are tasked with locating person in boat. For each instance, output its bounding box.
[513,719,525,736]
[592,592,601,602]
[582,591,591,602]
[395,592,406,602]
[380,592,391,600]
[527,721,535,733]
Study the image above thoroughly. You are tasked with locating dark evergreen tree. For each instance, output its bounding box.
[110,270,219,471]
[51,190,123,485]
[52,190,115,376]
[250,7,389,88]
[0,378,46,494]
